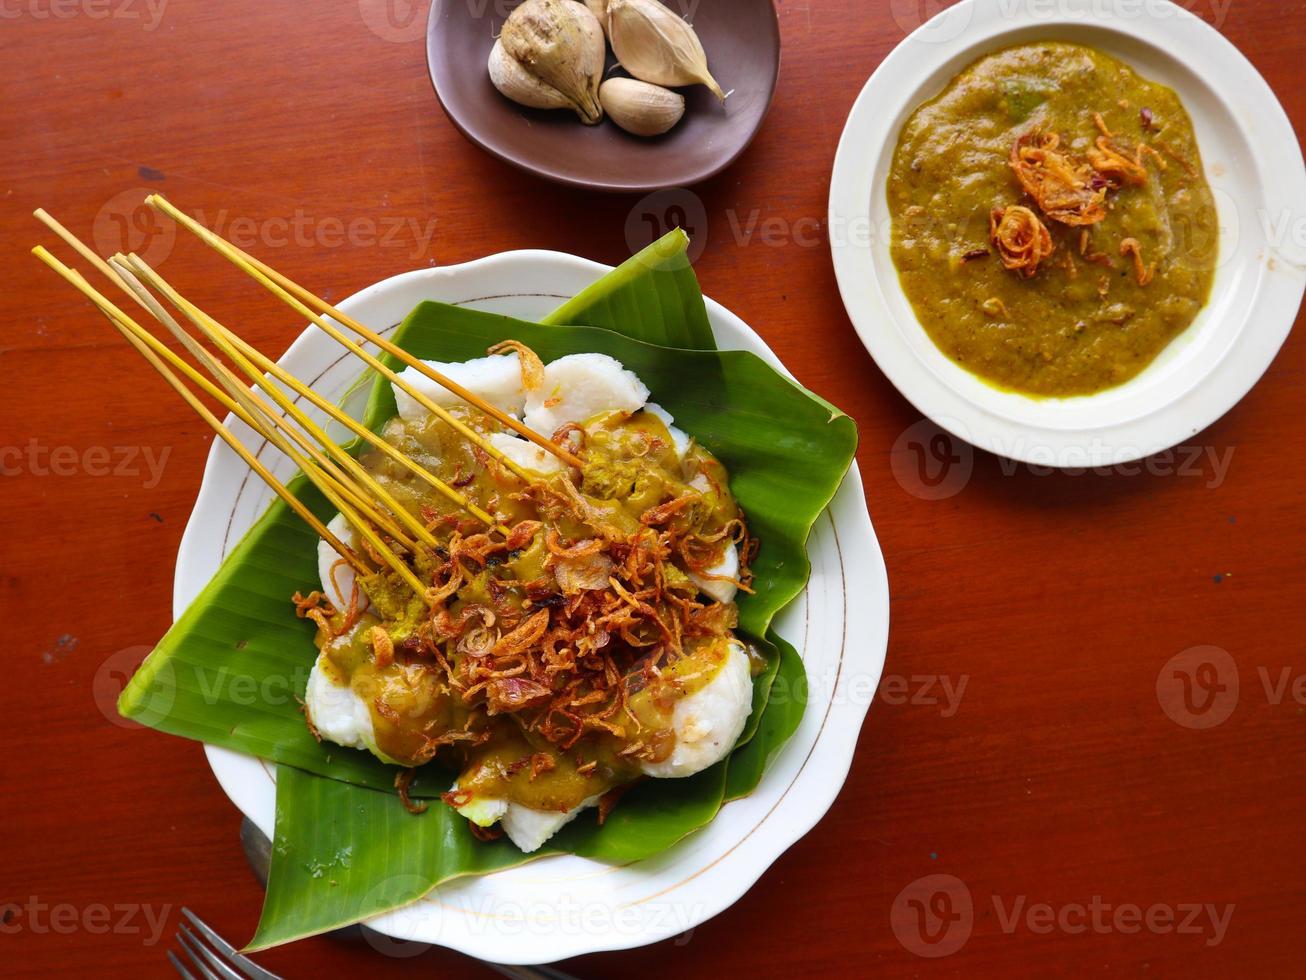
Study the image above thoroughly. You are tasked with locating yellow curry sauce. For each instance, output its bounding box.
[312,404,758,814]
[889,42,1217,396]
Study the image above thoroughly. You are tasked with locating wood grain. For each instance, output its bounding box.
[1,0,1303,976]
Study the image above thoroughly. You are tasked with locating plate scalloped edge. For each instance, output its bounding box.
[177,250,889,963]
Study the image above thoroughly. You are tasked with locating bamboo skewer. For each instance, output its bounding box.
[118,253,509,538]
[30,242,429,596]
[106,261,418,552]
[38,205,532,534]
[32,209,451,549]
[116,256,448,551]
[220,254,537,483]
[106,337,419,594]
[209,369,420,553]
[33,201,575,602]
[198,249,535,488]
[146,194,584,473]
[34,208,127,288]
[29,249,415,586]
[31,246,372,576]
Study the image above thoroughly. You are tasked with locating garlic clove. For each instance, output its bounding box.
[500,0,606,125]
[488,38,573,112]
[599,77,685,137]
[607,0,725,103]
[581,0,609,35]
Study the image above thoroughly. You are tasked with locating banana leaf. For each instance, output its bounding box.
[248,321,844,948]
[124,312,843,792]
[540,229,713,350]
[118,247,853,793]
[117,232,856,948]
[251,766,535,950]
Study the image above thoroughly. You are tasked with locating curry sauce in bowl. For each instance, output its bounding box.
[888,42,1218,397]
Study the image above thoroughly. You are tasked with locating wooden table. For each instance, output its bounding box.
[2,0,1303,975]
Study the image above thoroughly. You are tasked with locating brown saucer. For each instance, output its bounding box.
[426,0,780,193]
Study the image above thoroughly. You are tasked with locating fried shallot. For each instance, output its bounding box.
[1009,132,1107,226]
[990,205,1055,278]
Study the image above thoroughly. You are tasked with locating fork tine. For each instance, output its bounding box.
[181,908,282,980]
[176,929,225,980]
[179,924,250,980]
[168,949,201,980]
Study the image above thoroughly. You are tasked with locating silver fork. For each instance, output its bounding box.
[168,908,280,979]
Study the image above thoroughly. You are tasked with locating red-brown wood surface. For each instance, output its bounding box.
[2,1,1303,976]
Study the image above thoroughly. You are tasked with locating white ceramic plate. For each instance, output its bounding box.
[829,0,1305,467]
[175,251,889,964]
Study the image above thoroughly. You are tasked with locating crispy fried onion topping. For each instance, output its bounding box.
[382,472,754,753]
[449,491,752,752]
[487,339,545,392]
[1119,237,1156,286]
[1085,136,1149,187]
[997,125,1169,281]
[989,205,1056,278]
[395,768,429,814]
[293,590,339,638]
[370,626,395,669]
[1009,132,1108,226]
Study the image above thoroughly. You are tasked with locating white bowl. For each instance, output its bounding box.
[829,0,1305,467]
[174,251,889,964]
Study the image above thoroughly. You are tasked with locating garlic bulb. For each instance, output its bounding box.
[581,0,609,32]
[600,77,685,136]
[607,0,725,103]
[498,0,605,125]
[488,39,572,112]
